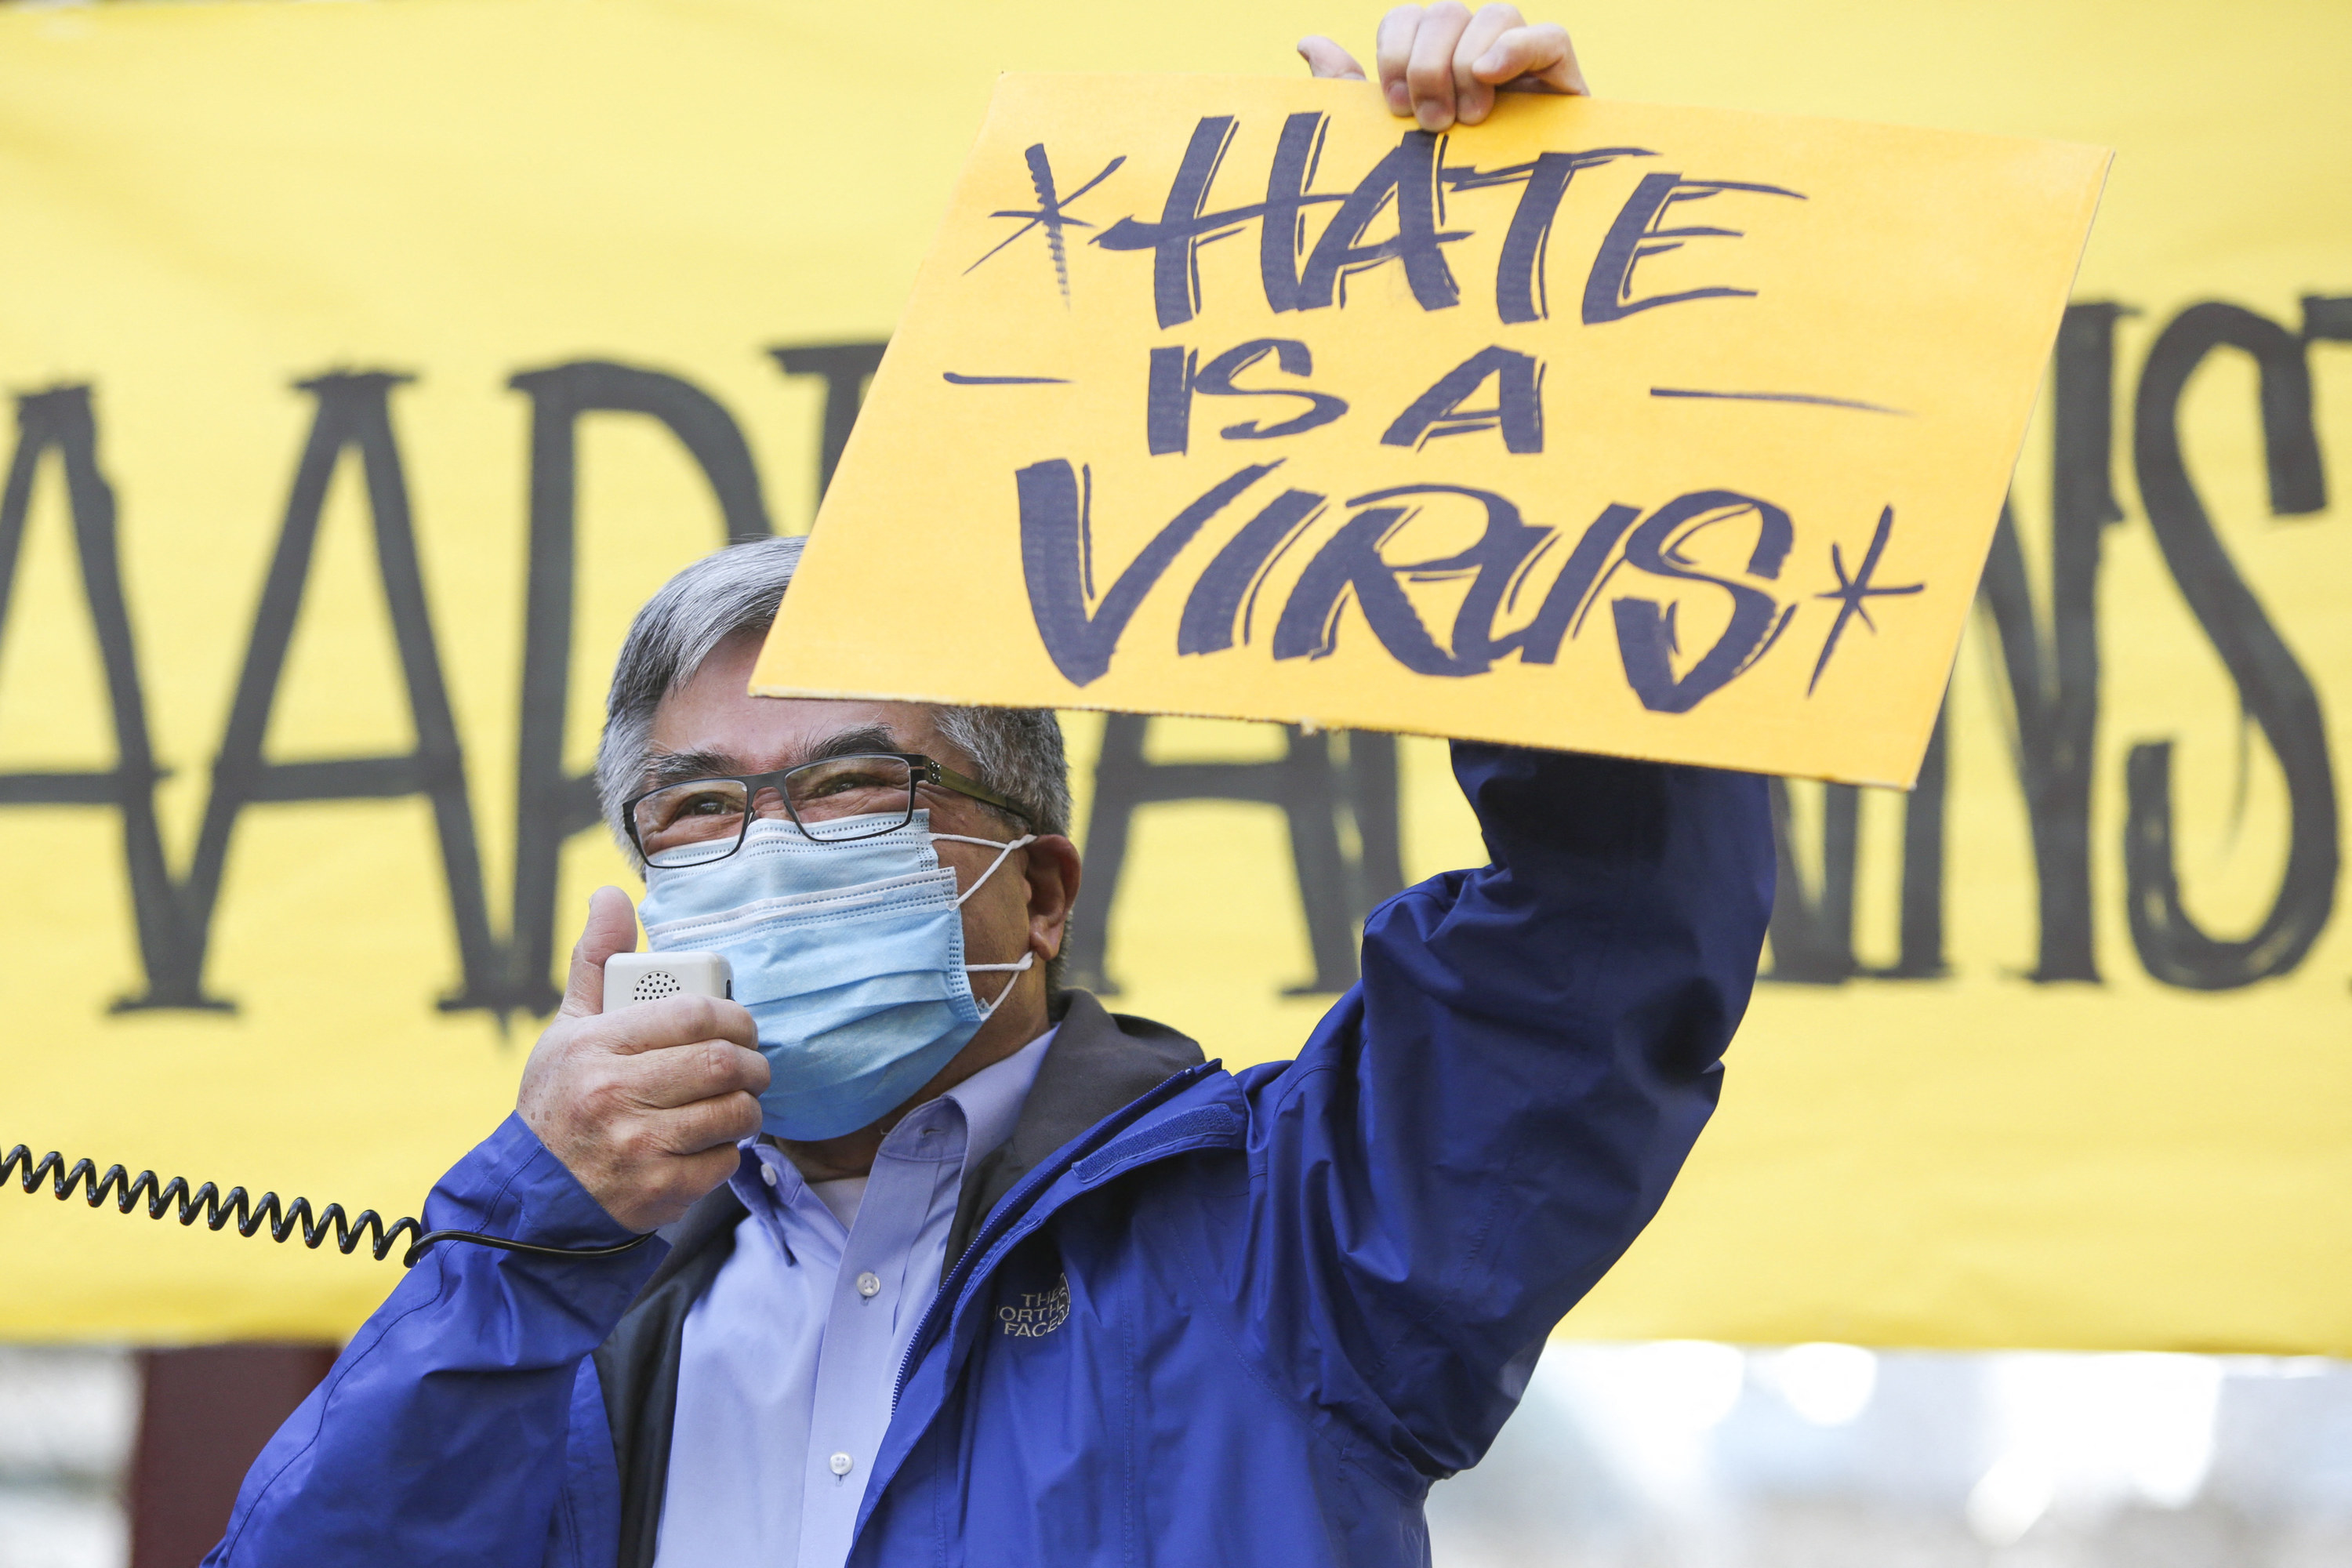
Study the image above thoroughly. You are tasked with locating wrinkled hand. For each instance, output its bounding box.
[517,886,768,1233]
[1299,4,1588,131]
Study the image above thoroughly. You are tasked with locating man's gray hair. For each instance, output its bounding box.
[594,535,1073,861]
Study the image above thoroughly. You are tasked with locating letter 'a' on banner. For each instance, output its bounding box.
[756,75,2109,789]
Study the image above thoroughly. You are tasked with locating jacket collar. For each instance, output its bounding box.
[946,989,1205,1261]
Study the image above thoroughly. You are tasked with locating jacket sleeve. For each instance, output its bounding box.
[1232,742,1772,1477]
[202,1113,663,1568]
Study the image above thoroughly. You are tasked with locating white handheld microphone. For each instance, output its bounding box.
[601,952,732,1011]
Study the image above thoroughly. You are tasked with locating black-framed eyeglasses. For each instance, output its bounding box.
[623,752,1029,869]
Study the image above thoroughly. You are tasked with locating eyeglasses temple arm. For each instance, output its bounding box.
[920,758,1033,824]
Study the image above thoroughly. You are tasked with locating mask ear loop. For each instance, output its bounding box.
[934,832,1036,907]
[965,951,1036,1021]
[932,830,1041,1020]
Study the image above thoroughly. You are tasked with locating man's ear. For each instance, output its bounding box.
[1024,834,1083,957]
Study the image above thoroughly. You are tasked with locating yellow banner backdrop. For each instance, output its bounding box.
[0,0,2344,1354]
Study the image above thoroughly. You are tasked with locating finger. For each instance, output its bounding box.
[559,886,639,1019]
[1374,5,1425,116]
[1296,34,1367,80]
[649,1091,766,1160]
[601,993,760,1057]
[1406,1,1476,131]
[626,1038,771,1113]
[1472,22,1589,96]
[614,1133,757,1232]
[1451,4,1523,125]
[661,1137,758,1209]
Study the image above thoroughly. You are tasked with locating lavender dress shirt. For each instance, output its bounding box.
[651,1028,1054,1568]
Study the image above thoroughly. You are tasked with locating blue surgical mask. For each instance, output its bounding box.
[636,810,1035,1142]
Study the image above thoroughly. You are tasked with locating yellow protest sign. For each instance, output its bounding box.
[757,77,2107,788]
[0,0,2344,1359]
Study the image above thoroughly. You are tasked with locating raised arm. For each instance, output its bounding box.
[1234,743,1773,1475]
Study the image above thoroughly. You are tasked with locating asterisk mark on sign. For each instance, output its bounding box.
[1807,506,1926,695]
[965,144,1126,305]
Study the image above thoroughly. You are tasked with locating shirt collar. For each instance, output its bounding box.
[731,1023,1058,1210]
[936,1023,1055,1169]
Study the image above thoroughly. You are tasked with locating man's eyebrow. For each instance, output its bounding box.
[800,724,903,765]
[644,748,739,786]
[642,725,906,786]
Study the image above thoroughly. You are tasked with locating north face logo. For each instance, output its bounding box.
[997,1274,1070,1338]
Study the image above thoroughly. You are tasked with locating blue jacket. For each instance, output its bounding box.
[206,743,1772,1568]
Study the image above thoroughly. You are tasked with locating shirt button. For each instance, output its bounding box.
[829,1451,855,1477]
[760,1164,779,1188]
[856,1272,882,1298]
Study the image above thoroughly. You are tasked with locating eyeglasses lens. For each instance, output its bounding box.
[634,779,753,868]
[785,755,915,840]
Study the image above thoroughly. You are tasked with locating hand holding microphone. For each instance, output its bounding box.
[517,886,767,1234]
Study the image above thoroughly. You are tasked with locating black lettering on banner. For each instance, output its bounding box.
[1891,703,1952,977]
[1804,507,1926,695]
[1016,470,1812,706]
[1259,112,1331,315]
[961,143,1127,304]
[1472,147,1653,324]
[0,387,191,1010]
[2304,293,2352,345]
[1766,779,1861,983]
[1763,702,1949,983]
[2125,302,2336,989]
[1175,488,1327,656]
[2307,296,2352,992]
[147,373,503,1014]
[1018,459,1278,687]
[1378,346,1544,452]
[1146,347,1192,456]
[1271,483,1548,677]
[771,342,888,511]
[1295,130,1468,314]
[24,270,2328,1022]
[1065,714,1402,996]
[1146,339,1349,457]
[1608,490,1797,713]
[1498,503,1642,665]
[1101,115,1243,331]
[1977,302,2130,984]
[1581,172,1806,325]
[1097,123,1472,325]
[506,361,774,1011]
[1102,123,1659,326]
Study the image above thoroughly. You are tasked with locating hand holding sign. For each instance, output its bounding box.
[1298,4,1591,129]
[757,74,2106,789]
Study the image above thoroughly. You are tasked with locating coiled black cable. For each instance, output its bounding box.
[4,1145,655,1269]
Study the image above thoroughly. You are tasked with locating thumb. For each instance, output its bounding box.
[559,885,640,1019]
[1298,35,1368,81]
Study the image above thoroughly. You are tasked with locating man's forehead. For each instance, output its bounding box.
[646,689,946,778]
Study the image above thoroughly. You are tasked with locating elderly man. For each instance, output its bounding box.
[205,11,1772,1568]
